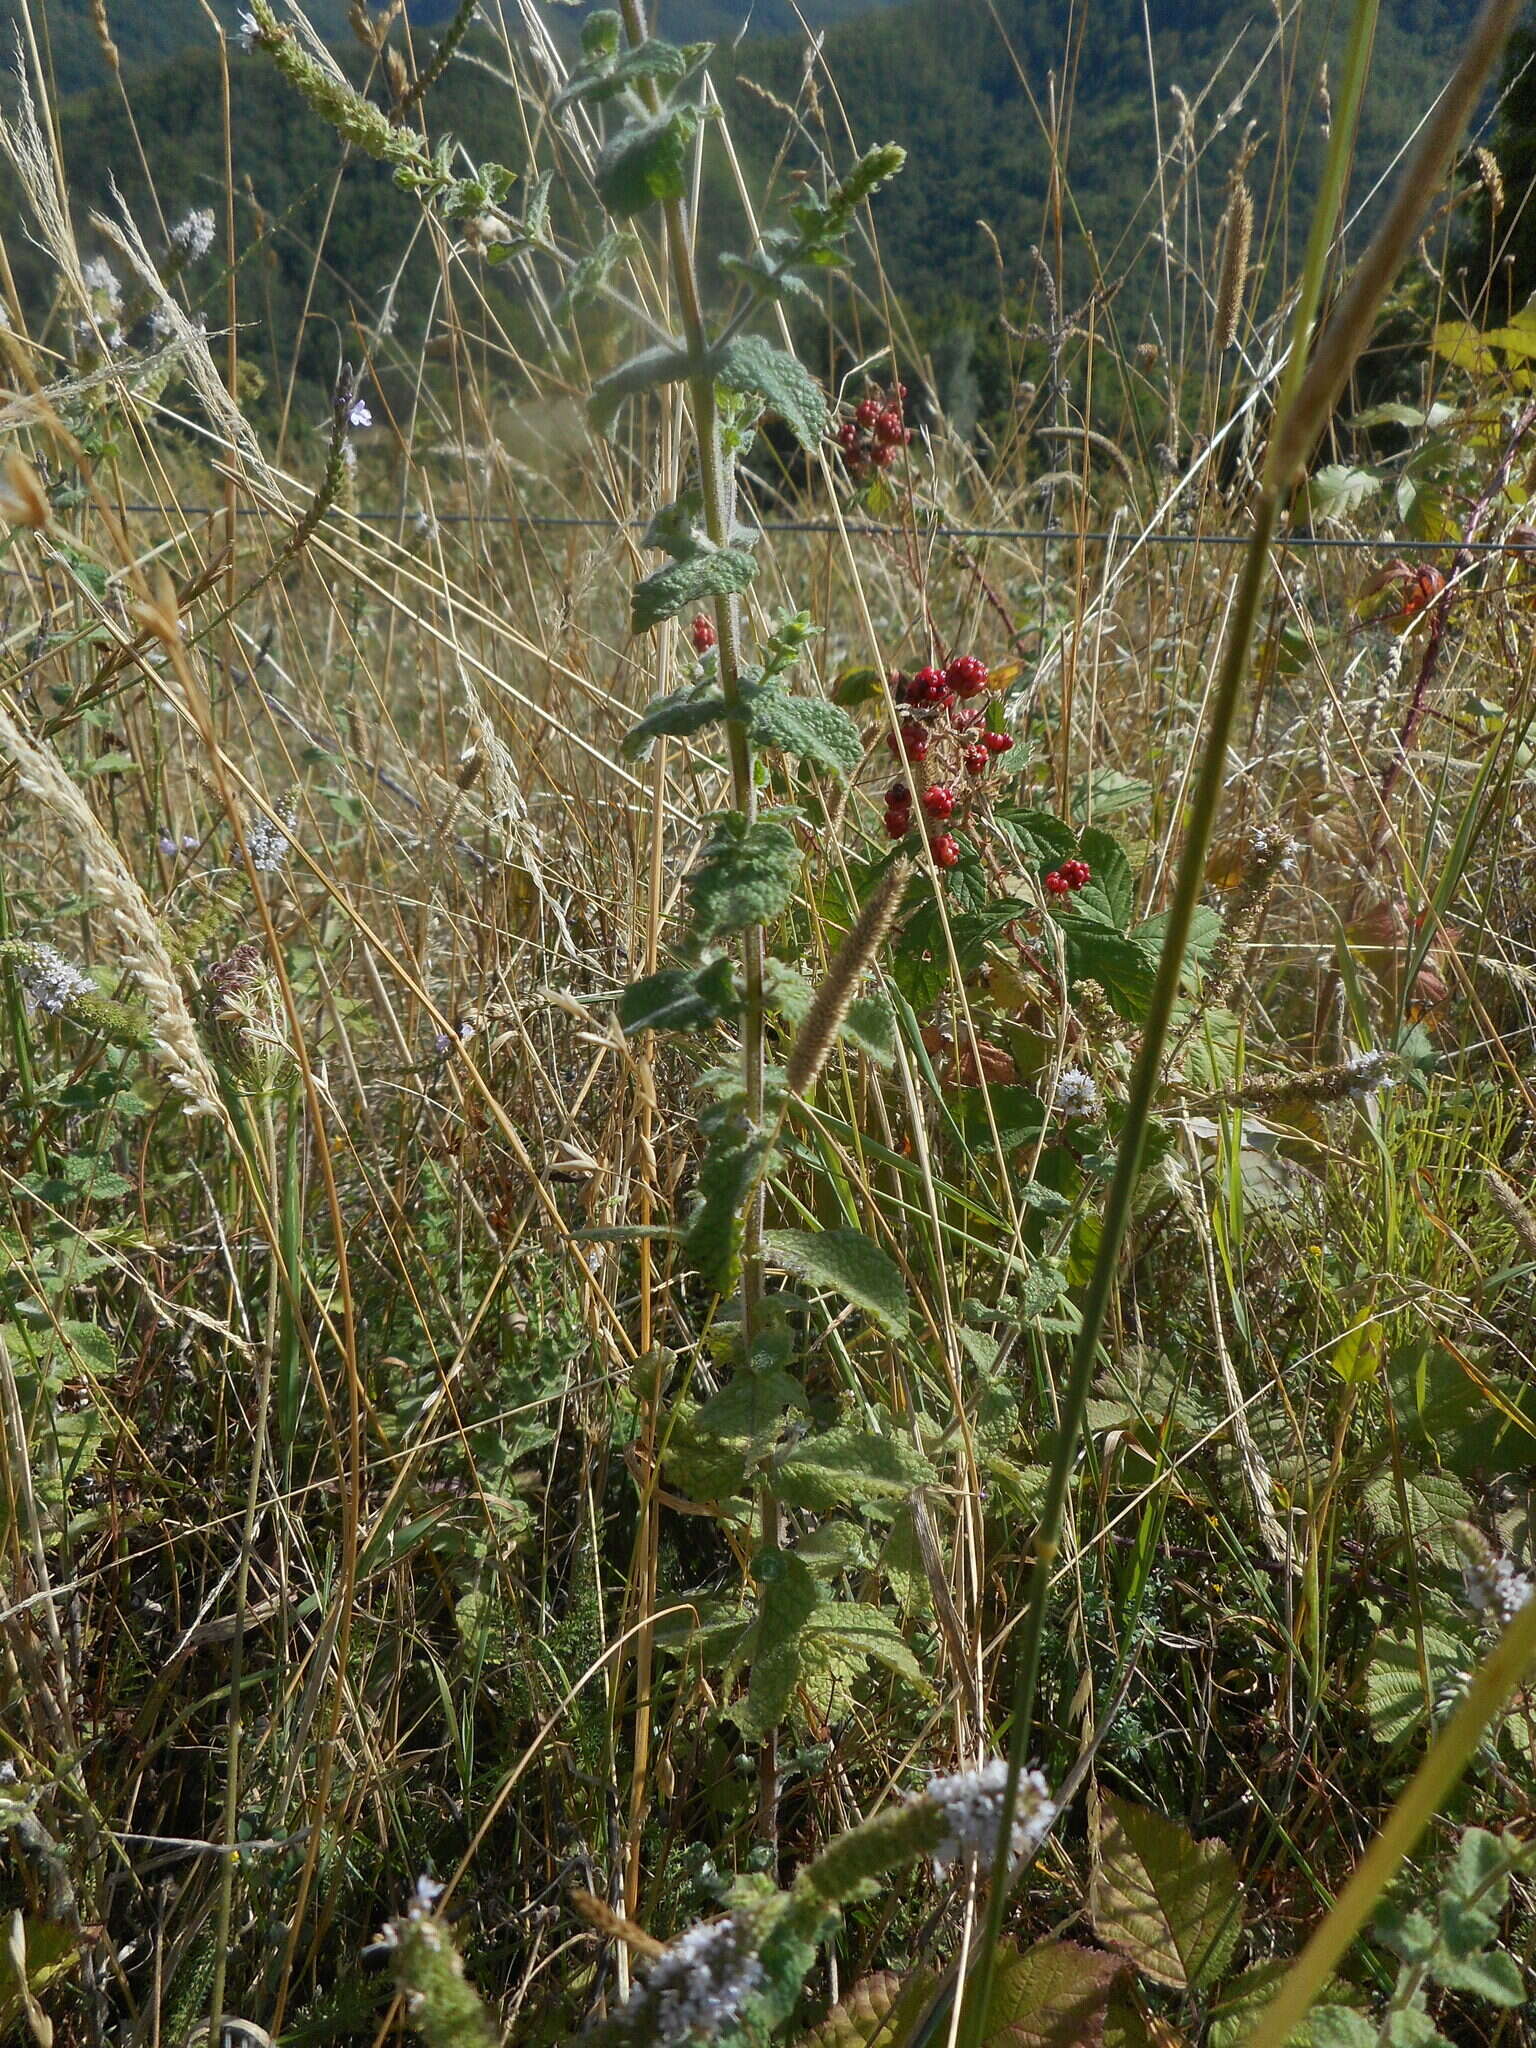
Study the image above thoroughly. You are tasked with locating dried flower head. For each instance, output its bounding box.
[1343,1049,1395,1099]
[923,1758,1057,1877]
[19,944,92,1015]
[628,1917,763,2047]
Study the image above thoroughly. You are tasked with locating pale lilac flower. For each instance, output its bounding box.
[158,833,178,857]
[236,11,262,52]
[244,799,295,874]
[629,1917,762,2047]
[1343,1049,1394,1099]
[1465,1550,1534,1630]
[170,209,216,262]
[923,1758,1057,1877]
[347,397,373,430]
[21,945,92,1015]
[1053,1066,1099,1117]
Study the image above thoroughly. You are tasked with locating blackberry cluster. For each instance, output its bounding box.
[834,383,913,480]
[877,654,1015,868]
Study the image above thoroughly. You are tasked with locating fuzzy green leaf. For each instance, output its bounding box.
[737,1548,821,1740]
[1304,2012,1380,2048]
[763,957,815,1026]
[684,1111,776,1293]
[747,686,864,778]
[714,334,830,449]
[954,1085,1046,1154]
[1089,1794,1243,1990]
[588,343,692,437]
[689,814,802,940]
[596,106,699,218]
[632,547,758,633]
[763,1227,910,1339]
[775,1425,934,1512]
[1364,1629,1468,1745]
[802,1600,928,1699]
[797,1970,937,2048]
[617,957,738,1035]
[694,1368,809,1439]
[1382,2014,1448,2048]
[558,35,691,109]
[621,688,729,758]
[1430,1948,1526,2005]
[841,995,895,1065]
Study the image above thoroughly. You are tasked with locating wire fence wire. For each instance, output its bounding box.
[121,507,1536,552]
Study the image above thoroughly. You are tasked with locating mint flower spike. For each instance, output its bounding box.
[923,1758,1057,1878]
[19,943,92,1015]
[627,1916,763,2047]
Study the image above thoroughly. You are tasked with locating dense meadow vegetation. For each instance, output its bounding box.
[1,4,1535,2048]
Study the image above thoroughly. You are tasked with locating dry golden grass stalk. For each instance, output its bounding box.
[0,451,49,529]
[0,700,225,1118]
[786,859,909,1099]
[1215,183,1253,351]
[1486,1169,1536,1262]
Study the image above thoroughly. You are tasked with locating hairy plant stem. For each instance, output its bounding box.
[953,5,1385,2044]
[619,0,778,1841]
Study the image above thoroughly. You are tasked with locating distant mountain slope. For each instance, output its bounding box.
[2,0,899,100]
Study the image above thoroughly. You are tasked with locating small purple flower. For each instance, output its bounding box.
[158,833,178,857]
[347,397,373,431]
[21,944,92,1015]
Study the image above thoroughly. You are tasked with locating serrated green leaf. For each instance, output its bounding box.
[803,1599,928,1697]
[796,1969,937,2048]
[714,334,830,449]
[763,957,815,1026]
[1302,463,1383,525]
[1359,1468,1472,1564]
[1073,828,1136,930]
[684,1111,776,1293]
[1430,1947,1525,2005]
[1089,1794,1243,1990]
[880,1504,931,1615]
[1362,1628,1468,1747]
[621,687,729,758]
[689,814,802,939]
[617,958,738,1035]
[1375,1904,1438,1965]
[632,546,758,633]
[1304,2011,1380,2048]
[736,1548,821,1739]
[558,35,690,109]
[775,1425,934,1511]
[763,1227,909,1339]
[556,229,637,322]
[747,686,864,778]
[953,1085,1046,1154]
[1064,924,1158,1022]
[986,1938,1126,2048]
[1449,1827,1513,1901]
[694,1368,808,1439]
[1383,2012,1447,2048]
[588,342,692,438]
[841,995,894,1065]
[596,106,700,218]
[1436,1894,1499,1960]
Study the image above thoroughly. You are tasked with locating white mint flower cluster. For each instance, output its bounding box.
[1465,1550,1534,1629]
[924,1757,1057,1877]
[21,944,92,1015]
[1053,1066,1099,1117]
[630,1916,763,2046]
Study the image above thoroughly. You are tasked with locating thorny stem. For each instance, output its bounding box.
[617,0,778,1842]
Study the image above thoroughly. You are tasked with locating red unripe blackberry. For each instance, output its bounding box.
[963,744,989,775]
[912,666,945,705]
[983,731,1014,755]
[1060,858,1092,889]
[945,654,989,698]
[884,807,911,840]
[856,397,881,428]
[886,782,910,806]
[837,419,858,450]
[897,383,909,402]
[1044,869,1072,898]
[931,833,962,868]
[875,408,905,446]
[922,784,955,820]
[874,444,896,468]
[691,613,716,654]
